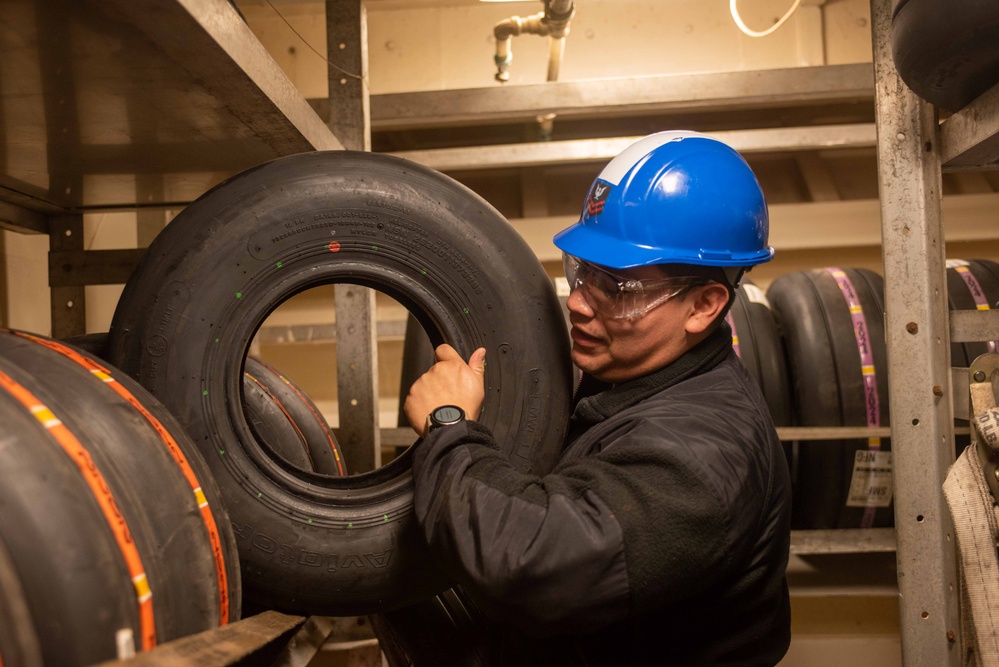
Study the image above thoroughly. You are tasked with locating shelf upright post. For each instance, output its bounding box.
[328,0,381,472]
[48,215,86,338]
[870,0,960,663]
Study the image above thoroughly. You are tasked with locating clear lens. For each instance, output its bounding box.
[563,254,706,319]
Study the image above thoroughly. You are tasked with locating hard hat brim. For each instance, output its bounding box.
[553,220,775,270]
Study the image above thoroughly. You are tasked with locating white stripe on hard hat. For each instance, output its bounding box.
[597,130,709,186]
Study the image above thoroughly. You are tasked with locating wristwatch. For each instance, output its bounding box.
[425,405,466,434]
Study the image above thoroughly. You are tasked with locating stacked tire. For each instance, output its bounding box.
[104,150,573,614]
[768,268,893,530]
[0,329,240,666]
[727,279,793,428]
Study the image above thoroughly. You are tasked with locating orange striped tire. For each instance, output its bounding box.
[0,538,42,667]
[105,150,573,615]
[0,329,240,665]
[61,335,346,476]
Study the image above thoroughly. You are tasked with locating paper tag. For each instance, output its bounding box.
[742,283,771,308]
[846,450,893,508]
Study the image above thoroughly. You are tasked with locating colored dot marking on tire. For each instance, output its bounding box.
[202,390,208,396]
[421,269,427,275]
[214,338,219,343]
[257,492,262,498]
[235,292,242,299]
[219,450,225,455]
[383,514,389,521]
[327,241,341,253]
[276,261,283,268]
[463,307,469,314]
[372,246,379,251]
[348,522,353,528]
[307,519,313,524]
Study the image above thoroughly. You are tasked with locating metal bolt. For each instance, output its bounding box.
[906,322,918,334]
[975,370,987,382]
[933,385,944,396]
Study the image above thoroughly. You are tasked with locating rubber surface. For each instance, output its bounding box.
[767,269,893,529]
[728,280,793,427]
[62,334,346,475]
[892,0,999,112]
[946,259,999,370]
[244,357,345,476]
[106,150,573,615]
[0,538,42,667]
[0,329,239,665]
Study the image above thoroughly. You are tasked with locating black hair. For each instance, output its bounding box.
[655,263,750,325]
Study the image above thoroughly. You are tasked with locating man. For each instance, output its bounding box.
[404,131,792,665]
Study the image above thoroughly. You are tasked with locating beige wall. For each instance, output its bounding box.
[237,0,874,96]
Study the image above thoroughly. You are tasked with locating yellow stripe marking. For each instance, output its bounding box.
[977,304,990,311]
[868,437,881,447]
[133,574,152,603]
[30,405,61,429]
[90,369,114,383]
[731,335,740,345]
[956,266,969,273]
[862,365,876,375]
[194,488,208,508]
[849,305,862,313]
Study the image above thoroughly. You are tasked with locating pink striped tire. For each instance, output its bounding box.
[767,268,893,530]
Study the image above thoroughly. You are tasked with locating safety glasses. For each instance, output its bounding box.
[562,253,708,320]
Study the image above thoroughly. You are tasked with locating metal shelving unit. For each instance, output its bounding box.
[869,0,999,663]
[0,0,342,337]
[3,0,998,663]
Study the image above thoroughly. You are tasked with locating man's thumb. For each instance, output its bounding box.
[468,347,487,377]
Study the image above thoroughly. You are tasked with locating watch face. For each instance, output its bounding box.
[434,406,463,423]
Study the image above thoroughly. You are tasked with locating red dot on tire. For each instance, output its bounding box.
[327,241,341,253]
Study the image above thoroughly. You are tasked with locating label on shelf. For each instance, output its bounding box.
[846,449,894,508]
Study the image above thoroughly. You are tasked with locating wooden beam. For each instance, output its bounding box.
[92,611,305,666]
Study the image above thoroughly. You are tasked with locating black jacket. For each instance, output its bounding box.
[412,325,792,665]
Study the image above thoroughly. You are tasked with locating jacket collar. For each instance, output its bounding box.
[565,321,733,445]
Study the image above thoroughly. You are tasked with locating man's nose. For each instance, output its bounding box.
[566,286,594,317]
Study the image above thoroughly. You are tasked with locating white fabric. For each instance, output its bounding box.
[944,442,999,666]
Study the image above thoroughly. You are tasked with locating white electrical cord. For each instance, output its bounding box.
[730,0,804,37]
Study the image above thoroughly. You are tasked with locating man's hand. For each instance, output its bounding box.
[404,344,486,437]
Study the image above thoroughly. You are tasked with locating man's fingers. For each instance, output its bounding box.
[468,347,487,377]
[434,344,460,363]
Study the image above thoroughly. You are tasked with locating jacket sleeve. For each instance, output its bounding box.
[411,418,736,637]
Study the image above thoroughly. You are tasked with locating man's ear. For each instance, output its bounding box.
[685,283,730,334]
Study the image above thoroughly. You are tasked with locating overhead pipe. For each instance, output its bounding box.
[493,0,575,84]
[493,0,574,139]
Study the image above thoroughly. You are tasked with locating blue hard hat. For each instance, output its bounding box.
[553,131,774,270]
